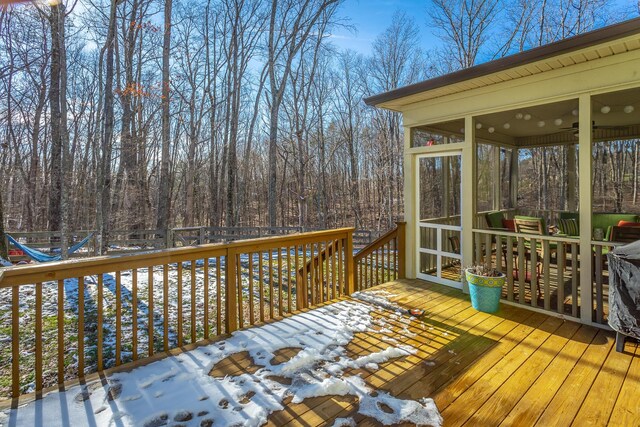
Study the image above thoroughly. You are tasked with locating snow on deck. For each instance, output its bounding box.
[0,290,442,427]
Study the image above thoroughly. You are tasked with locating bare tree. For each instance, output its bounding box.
[156,0,172,233]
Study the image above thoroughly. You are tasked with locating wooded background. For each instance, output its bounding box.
[0,0,638,254]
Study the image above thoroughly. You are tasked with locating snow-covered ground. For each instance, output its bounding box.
[0,292,442,427]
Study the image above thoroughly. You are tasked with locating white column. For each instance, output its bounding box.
[403,127,416,279]
[510,148,519,210]
[461,116,477,292]
[493,145,502,211]
[567,144,577,211]
[578,94,593,325]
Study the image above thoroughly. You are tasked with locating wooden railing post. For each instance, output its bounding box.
[225,248,239,333]
[397,222,406,279]
[345,231,355,295]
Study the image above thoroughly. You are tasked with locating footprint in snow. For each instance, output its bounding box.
[123,394,141,401]
[174,410,193,422]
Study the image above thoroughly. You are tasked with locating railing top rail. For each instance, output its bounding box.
[472,228,580,244]
[0,227,355,287]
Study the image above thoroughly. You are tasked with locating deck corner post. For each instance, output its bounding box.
[345,231,355,295]
[578,93,593,325]
[396,221,406,279]
[226,248,239,333]
[461,115,477,294]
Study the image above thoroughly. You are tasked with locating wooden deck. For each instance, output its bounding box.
[263,279,638,426]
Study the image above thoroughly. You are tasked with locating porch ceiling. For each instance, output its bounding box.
[414,87,640,148]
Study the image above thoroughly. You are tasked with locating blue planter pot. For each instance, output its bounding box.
[465,269,505,313]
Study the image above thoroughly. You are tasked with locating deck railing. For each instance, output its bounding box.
[0,228,354,401]
[472,229,582,319]
[5,227,375,260]
[591,239,623,325]
[354,222,405,291]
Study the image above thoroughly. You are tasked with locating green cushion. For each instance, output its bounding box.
[558,218,579,236]
[559,212,640,240]
[485,211,504,229]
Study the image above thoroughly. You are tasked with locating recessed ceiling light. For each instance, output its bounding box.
[515,113,523,120]
[554,118,563,126]
[503,123,511,129]
[624,105,635,114]
[488,127,495,133]
[524,114,531,121]
[476,123,483,129]
[537,121,545,127]
[572,109,579,116]
[600,106,611,114]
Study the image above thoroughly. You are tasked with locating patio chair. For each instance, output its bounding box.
[513,216,559,299]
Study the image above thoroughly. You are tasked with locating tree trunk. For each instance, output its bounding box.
[157,0,172,232]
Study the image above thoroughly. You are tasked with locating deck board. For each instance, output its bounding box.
[268,279,638,426]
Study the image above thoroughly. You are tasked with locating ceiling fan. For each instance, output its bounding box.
[558,121,631,136]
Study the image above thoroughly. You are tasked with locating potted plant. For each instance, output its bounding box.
[465,264,505,313]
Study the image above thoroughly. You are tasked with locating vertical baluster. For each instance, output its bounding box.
[78,276,85,375]
[216,256,222,335]
[259,252,265,322]
[35,282,42,393]
[543,241,551,311]
[287,247,292,312]
[375,246,380,286]
[302,244,308,308]
[191,260,197,343]
[12,286,19,397]
[96,275,103,372]
[115,272,121,366]
[295,245,301,309]
[337,239,343,296]
[204,258,210,339]
[132,269,138,359]
[530,239,538,307]
[517,237,526,304]
[162,264,169,350]
[506,236,514,301]
[177,262,183,346]
[393,237,398,280]
[269,249,274,319]
[495,236,503,272]
[557,242,565,314]
[237,254,243,328]
[369,252,374,288]
[475,235,482,265]
[310,243,316,305]
[595,244,603,323]
[331,241,337,299]
[323,241,328,302]
[278,248,283,315]
[484,233,492,268]
[571,242,578,318]
[248,253,255,324]
[148,265,154,356]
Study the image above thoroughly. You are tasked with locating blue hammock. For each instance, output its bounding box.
[0,256,12,267]
[7,233,93,262]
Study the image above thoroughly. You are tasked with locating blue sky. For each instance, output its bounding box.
[330,0,638,56]
[330,0,440,55]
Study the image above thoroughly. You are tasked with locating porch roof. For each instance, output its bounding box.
[364,17,640,111]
